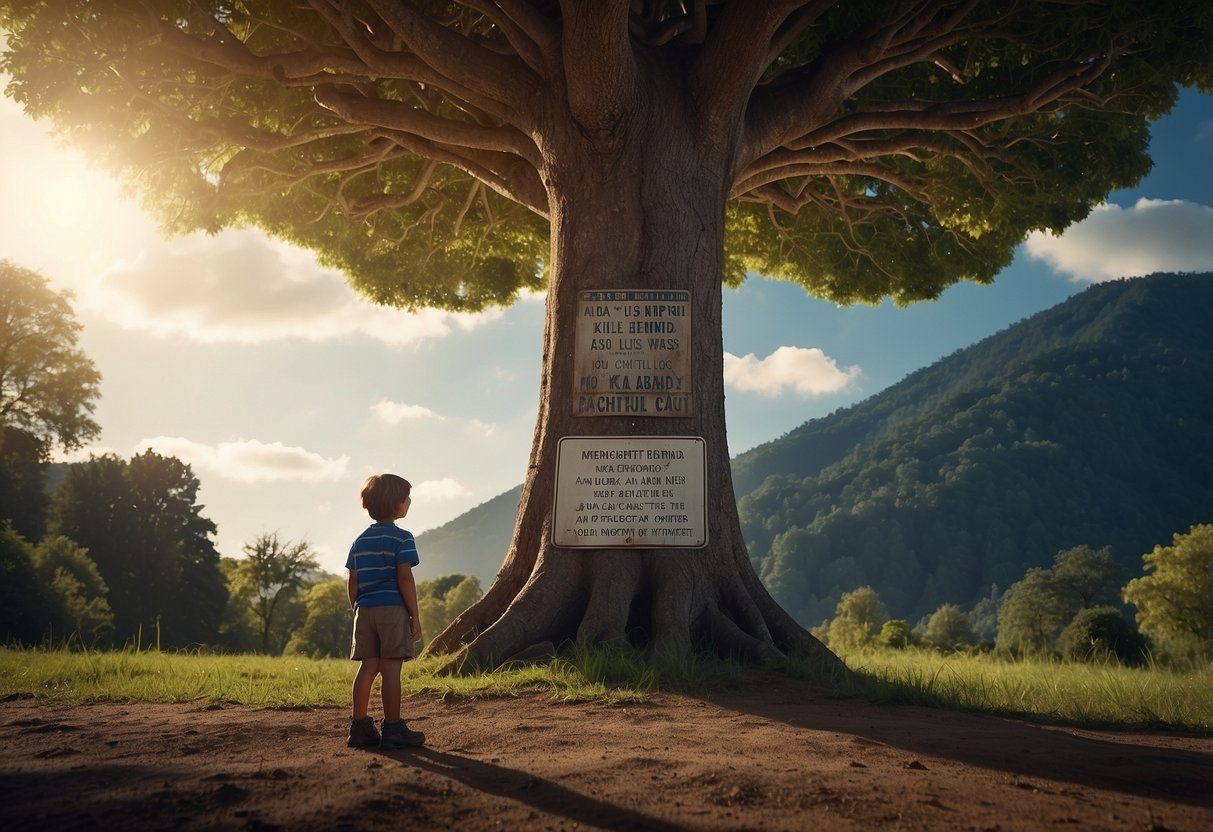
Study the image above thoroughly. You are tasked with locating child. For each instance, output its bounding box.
[345,473,425,750]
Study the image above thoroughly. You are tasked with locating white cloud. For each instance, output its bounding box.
[724,346,860,397]
[1024,198,1213,282]
[85,229,501,346]
[412,477,472,503]
[136,436,349,483]
[465,419,498,438]
[0,92,505,348]
[370,400,444,424]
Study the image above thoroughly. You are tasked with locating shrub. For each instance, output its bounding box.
[922,603,977,652]
[1059,606,1148,666]
[879,619,915,649]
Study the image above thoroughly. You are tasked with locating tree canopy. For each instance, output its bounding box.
[228,532,319,653]
[0,260,100,453]
[49,451,227,647]
[2,1,1208,311]
[1123,524,1213,661]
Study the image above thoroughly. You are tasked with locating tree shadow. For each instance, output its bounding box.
[709,683,1212,807]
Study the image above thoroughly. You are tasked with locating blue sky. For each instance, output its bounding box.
[1,84,1209,577]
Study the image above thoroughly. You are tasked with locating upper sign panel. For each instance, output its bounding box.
[573,289,692,417]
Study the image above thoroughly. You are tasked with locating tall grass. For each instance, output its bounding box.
[816,647,1213,733]
[0,645,658,708]
[2,644,1209,733]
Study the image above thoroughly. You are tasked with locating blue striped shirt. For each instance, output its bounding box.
[345,523,420,608]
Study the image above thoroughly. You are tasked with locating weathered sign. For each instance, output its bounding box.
[573,289,692,417]
[552,436,707,548]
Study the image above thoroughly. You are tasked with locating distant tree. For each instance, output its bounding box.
[417,575,483,648]
[996,568,1069,655]
[49,451,226,647]
[968,585,1001,643]
[32,535,113,645]
[0,427,49,540]
[826,586,888,652]
[1123,525,1213,662]
[922,603,976,653]
[996,544,1129,656]
[0,524,46,644]
[129,452,229,647]
[3,1,1208,671]
[878,619,915,650]
[229,532,318,654]
[216,557,260,654]
[1051,545,1122,610]
[0,261,101,454]
[285,578,350,659]
[1058,606,1148,666]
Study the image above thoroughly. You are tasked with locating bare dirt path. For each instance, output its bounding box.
[2,679,1209,831]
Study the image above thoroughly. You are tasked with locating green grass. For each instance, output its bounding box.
[2,644,1209,733]
[0,644,669,708]
[820,647,1213,733]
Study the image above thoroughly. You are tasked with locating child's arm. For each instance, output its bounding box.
[397,563,421,642]
[347,568,358,610]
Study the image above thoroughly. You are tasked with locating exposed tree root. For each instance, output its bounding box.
[427,535,844,677]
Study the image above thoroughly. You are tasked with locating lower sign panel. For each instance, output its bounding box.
[552,436,707,548]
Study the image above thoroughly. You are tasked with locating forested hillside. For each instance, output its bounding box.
[417,485,523,582]
[419,273,1212,626]
[741,272,1212,625]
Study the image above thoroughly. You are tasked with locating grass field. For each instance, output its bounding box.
[829,647,1213,732]
[2,645,1209,733]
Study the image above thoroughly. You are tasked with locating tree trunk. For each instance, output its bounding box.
[426,79,840,674]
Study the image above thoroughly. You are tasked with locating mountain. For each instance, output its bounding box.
[418,272,1213,625]
[416,484,522,583]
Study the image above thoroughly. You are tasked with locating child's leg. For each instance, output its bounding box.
[379,659,403,721]
[351,658,381,719]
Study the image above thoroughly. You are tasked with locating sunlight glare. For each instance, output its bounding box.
[0,97,151,291]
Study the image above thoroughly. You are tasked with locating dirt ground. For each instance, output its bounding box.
[1,678,1209,831]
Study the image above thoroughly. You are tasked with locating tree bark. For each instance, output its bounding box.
[426,69,840,675]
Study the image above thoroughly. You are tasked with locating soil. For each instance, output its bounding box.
[1,679,1209,831]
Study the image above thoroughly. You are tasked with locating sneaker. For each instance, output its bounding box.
[379,719,425,750]
[347,716,380,748]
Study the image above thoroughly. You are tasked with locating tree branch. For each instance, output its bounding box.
[313,85,537,161]
[559,0,638,135]
[692,0,816,137]
[454,0,560,78]
[363,0,540,121]
[741,2,1017,170]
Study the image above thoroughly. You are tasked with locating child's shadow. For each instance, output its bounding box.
[380,746,686,831]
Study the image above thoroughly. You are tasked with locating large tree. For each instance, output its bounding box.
[0,261,101,538]
[1123,524,1213,661]
[0,260,101,454]
[4,1,1208,669]
[49,451,227,647]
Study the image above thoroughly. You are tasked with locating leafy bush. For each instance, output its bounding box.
[879,619,915,649]
[825,586,888,650]
[922,603,977,652]
[1059,606,1148,666]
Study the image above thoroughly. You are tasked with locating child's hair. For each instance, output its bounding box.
[360,473,412,522]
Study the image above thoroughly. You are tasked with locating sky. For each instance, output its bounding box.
[1,81,1210,578]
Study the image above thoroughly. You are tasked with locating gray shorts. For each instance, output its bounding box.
[350,605,413,660]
